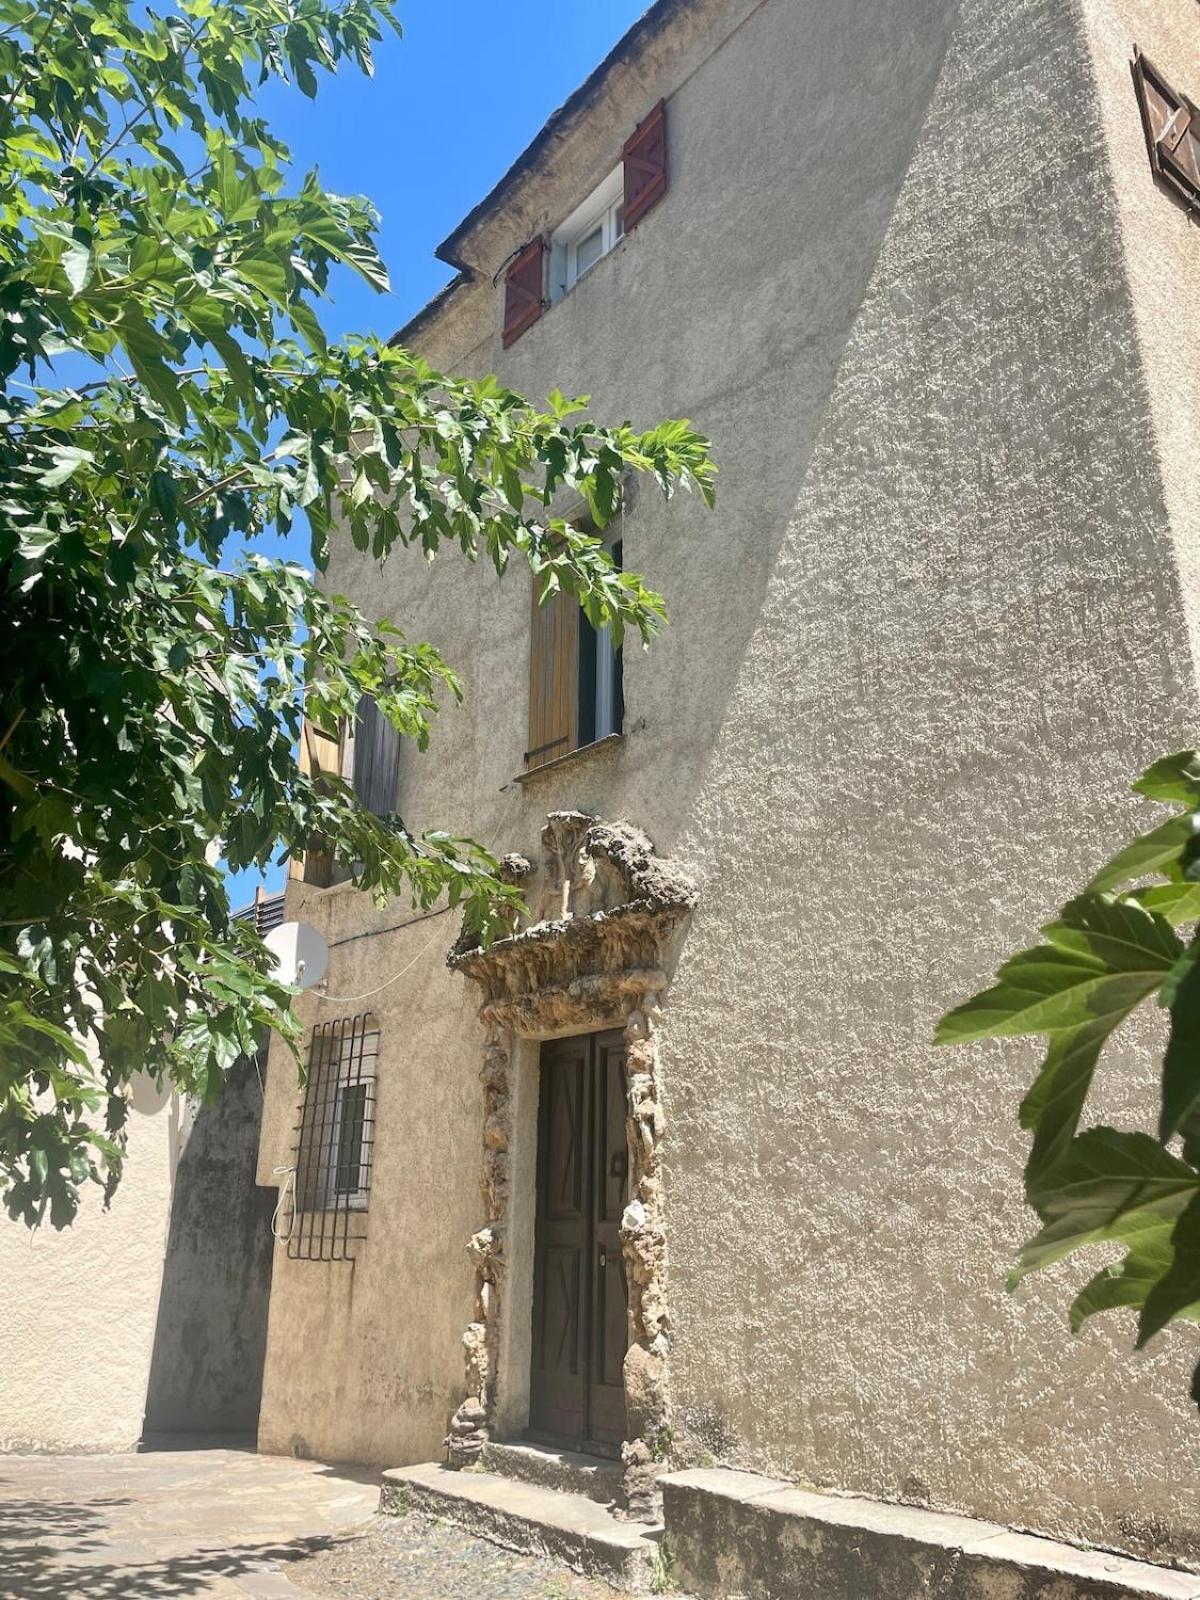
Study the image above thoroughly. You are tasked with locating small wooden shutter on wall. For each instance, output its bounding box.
[526,582,578,768]
[623,100,668,231]
[1132,51,1200,216]
[503,237,547,348]
[352,694,400,816]
[290,714,341,885]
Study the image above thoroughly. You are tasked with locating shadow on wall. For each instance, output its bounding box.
[141,1052,276,1439]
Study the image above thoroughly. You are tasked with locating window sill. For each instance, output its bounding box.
[516,733,623,785]
[549,232,628,310]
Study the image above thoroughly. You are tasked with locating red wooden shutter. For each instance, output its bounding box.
[1132,52,1200,215]
[526,580,578,768]
[503,237,547,348]
[623,100,668,230]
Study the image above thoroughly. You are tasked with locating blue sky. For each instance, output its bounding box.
[223,2,649,909]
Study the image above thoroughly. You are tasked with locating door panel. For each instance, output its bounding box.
[547,1056,585,1218]
[597,1249,629,1393]
[543,1247,581,1376]
[529,1038,589,1443]
[599,1040,629,1223]
[529,1030,629,1453]
[590,1037,629,1446]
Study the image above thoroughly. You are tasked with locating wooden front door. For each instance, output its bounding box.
[528,1030,629,1455]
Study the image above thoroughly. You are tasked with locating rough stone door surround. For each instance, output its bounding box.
[444,811,696,1522]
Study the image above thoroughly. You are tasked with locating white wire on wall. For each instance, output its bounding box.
[301,499,625,1010]
[310,781,521,1007]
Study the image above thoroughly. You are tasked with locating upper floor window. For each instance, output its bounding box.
[502,99,667,347]
[292,695,399,889]
[1132,51,1200,218]
[550,168,624,301]
[525,535,623,772]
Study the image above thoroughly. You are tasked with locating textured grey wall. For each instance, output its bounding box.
[257,0,1200,1564]
[664,0,1200,1566]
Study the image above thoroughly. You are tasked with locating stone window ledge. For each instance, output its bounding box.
[515,733,623,785]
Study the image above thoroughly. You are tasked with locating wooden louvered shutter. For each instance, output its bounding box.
[623,100,668,231]
[526,582,578,768]
[291,714,341,885]
[503,237,547,348]
[352,694,400,816]
[1132,52,1200,215]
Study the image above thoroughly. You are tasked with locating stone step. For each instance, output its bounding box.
[380,1460,663,1592]
[662,1468,1200,1600]
[481,1439,623,1505]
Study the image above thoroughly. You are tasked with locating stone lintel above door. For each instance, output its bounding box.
[448,810,697,1035]
[445,812,696,1522]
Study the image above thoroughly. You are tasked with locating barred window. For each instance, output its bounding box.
[289,1013,379,1261]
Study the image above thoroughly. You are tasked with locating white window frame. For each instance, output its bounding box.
[550,166,625,302]
[325,1073,372,1210]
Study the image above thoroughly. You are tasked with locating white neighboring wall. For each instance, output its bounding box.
[0,1080,177,1454]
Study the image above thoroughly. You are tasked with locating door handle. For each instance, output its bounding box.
[599,1248,607,1269]
[609,1151,628,1181]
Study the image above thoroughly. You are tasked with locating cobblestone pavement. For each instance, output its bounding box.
[0,1449,649,1600]
[286,1512,642,1600]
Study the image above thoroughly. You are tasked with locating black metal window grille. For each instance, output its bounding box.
[288,1013,379,1261]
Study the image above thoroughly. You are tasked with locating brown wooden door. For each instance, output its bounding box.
[529,1030,629,1455]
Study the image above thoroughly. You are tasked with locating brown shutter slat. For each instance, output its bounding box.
[352,694,400,816]
[503,237,546,348]
[623,100,668,231]
[526,579,578,767]
[293,714,340,885]
[1132,51,1200,216]
[1162,105,1193,155]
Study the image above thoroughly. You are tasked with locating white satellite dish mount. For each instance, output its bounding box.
[264,921,329,991]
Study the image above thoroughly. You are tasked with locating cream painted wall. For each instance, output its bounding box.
[256,0,1200,1565]
[0,1083,176,1453]
[1082,1,1200,682]
[256,898,484,1467]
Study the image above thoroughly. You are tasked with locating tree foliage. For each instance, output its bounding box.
[0,0,715,1227]
[937,752,1200,1405]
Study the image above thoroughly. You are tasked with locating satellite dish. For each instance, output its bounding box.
[264,921,329,991]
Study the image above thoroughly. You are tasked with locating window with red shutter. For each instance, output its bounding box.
[623,100,667,231]
[502,236,546,348]
[548,168,625,302]
[1132,51,1200,217]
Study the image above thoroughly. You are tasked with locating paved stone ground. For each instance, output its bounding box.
[287,1513,643,1600]
[0,1449,645,1600]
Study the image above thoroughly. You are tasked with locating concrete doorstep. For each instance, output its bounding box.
[380,1461,663,1592]
[480,1439,624,1506]
[661,1468,1200,1600]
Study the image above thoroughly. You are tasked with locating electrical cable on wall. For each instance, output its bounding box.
[311,922,448,1005]
[299,498,624,1010]
[270,1164,297,1243]
[310,782,521,1005]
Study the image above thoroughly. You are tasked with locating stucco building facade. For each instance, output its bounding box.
[255,0,1200,1578]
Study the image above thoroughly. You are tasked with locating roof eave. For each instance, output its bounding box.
[390,0,697,348]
